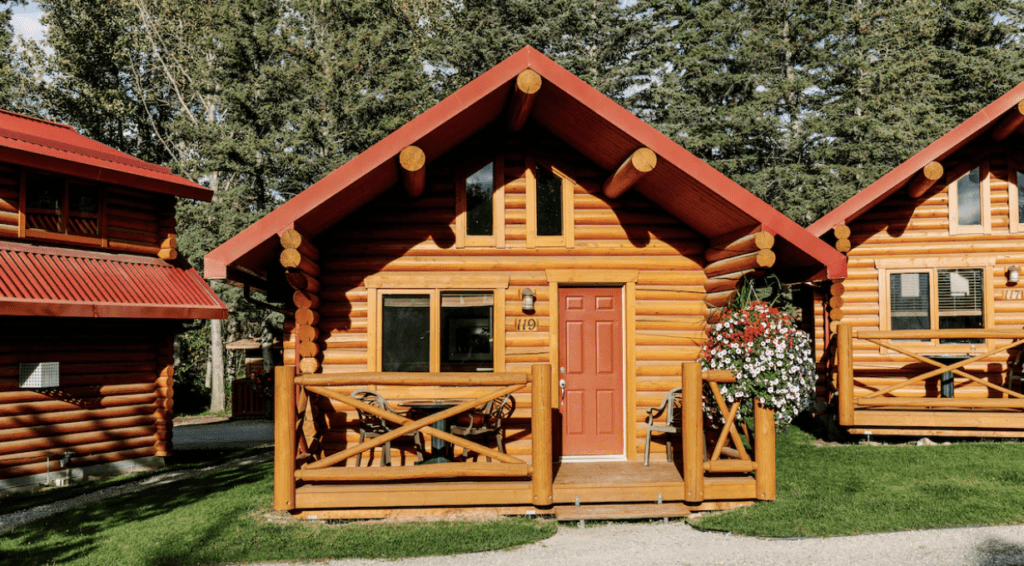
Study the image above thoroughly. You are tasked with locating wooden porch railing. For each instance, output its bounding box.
[681,362,776,503]
[836,322,1024,426]
[273,364,552,510]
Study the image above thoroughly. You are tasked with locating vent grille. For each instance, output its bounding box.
[19,362,60,388]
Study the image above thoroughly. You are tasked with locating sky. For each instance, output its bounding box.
[10,1,45,44]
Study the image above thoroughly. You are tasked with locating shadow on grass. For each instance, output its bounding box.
[1,461,270,566]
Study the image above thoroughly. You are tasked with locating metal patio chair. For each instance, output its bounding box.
[450,393,516,462]
[350,389,424,466]
[644,387,682,466]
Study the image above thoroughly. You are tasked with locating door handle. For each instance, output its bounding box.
[559,379,566,402]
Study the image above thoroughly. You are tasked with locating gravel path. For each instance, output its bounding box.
[0,451,272,534]
[228,521,1024,566]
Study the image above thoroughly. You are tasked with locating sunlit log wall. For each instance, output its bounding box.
[813,145,1024,415]
[283,126,724,464]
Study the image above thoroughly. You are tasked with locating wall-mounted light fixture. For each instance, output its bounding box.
[1009,265,1020,285]
[522,288,536,311]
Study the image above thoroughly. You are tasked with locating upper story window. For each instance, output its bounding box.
[456,158,504,248]
[526,156,574,248]
[948,164,990,235]
[26,175,100,238]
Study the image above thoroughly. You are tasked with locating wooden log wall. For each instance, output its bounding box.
[0,319,177,480]
[814,145,1024,414]
[0,163,176,259]
[284,127,711,464]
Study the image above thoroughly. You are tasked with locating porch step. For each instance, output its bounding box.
[554,502,692,521]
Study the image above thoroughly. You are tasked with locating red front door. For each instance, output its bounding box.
[559,287,624,456]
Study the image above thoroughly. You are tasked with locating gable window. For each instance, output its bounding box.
[948,164,990,235]
[456,158,504,248]
[526,156,574,248]
[1008,165,1024,233]
[367,274,509,373]
[25,175,100,239]
[879,260,989,348]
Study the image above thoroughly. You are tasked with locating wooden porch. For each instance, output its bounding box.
[835,322,1024,437]
[273,363,776,520]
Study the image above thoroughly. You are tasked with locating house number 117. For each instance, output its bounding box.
[1004,290,1023,299]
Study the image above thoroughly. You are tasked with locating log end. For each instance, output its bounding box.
[630,147,658,173]
[516,69,542,95]
[399,145,426,172]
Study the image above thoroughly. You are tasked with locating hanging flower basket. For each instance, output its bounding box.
[701,300,816,430]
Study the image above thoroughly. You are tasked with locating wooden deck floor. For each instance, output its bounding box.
[292,461,757,520]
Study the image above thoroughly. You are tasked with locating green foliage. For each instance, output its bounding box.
[690,427,1024,536]
[0,460,556,565]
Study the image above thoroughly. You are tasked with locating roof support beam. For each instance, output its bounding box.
[507,69,542,132]
[991,100,1024,142]
[602,148,657,199]
[906,161,944,199]
[704,226,775,309]
[399,145,426,198]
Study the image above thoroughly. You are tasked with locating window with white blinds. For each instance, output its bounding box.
[937,269,984,342]
[890,272,930,331]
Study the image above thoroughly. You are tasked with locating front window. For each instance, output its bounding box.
[885,267,986,346]
[25,177,101,238]
[378,290,496,373]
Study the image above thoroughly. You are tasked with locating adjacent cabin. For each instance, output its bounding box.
[807,81,1024,438]
[0,110,227,491]
[205,47,845,520]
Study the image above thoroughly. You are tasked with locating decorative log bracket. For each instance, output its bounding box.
[603,148,657,199]
[507,69,542,132]
[703,226,775,308]
[280,228,321,374]
[906,161,944,199]
[399,145,426,198]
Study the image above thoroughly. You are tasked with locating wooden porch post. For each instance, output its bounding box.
[837,322,854,426]
[682,362,704,504]
[754,399,776,500]
[531,363,553,508]
[274,365,296,511]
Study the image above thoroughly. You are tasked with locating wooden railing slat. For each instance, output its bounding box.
[855,397,1024,408]
[304,384,524,469]
[296,462,530,482]
[707,381,751,461]
[855,329,1024,340]
[295,372,529,386]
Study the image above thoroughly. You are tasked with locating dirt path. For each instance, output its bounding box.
[230,521,1024,566]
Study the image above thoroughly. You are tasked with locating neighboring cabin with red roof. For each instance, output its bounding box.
[0,110,227,491]
[206,47,845,519]
[806,81,1024,438]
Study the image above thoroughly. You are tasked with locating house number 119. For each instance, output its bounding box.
[515,318,538,331]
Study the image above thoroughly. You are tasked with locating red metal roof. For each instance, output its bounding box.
[205,46,846,283]
[0,240,227,319]
[0,109,212,201]
[808,80,1024,237]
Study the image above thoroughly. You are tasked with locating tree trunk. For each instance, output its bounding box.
[210,318,225,412]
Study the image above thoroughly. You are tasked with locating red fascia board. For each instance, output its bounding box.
[809,81,1024,237]
[0,297,227,319]
[0,145,211,201]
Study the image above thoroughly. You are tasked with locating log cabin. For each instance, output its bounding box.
[807,80,1024,438]
[0,110,228,492]
[205,47,846,520]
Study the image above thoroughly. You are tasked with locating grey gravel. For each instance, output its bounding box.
[228,520,1024,566]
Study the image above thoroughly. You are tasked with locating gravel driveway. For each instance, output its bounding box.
[229,521,1024,566]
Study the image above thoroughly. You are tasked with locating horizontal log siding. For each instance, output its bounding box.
[817,149,1024,424]
[0,319,176,479]
[0,165,171,256]
[295,131,708,463]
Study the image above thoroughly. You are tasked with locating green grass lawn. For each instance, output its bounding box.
[690,423,1024,537]
[0,458,555,566]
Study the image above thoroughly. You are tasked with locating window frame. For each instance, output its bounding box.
[455,155,504,249]
[365,274,509,373]
[947,161,991,235]
[525,155,575,249]
[1008,158,1022,234]
[876,258,994,353]
[20,171,105,246]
